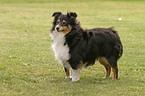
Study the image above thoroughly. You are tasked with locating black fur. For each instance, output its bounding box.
[65,27,123,69]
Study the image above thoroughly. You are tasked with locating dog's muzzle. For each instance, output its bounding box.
[55,25,65,32]
[55,25,60,32]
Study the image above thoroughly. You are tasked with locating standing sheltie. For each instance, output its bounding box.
[51,12,123,81]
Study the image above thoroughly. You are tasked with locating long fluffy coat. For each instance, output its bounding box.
[51,12,123,81]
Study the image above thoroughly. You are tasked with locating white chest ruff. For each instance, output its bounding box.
[51,32,69,61]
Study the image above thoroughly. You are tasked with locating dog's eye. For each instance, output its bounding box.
[62,21,66,25]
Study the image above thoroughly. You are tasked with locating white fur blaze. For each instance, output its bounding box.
[51,32,69,61]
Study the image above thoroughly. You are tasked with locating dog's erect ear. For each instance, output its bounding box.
[67,12,77,18]
[52,12,62,17]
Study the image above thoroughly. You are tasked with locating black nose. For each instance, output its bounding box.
[56,27,60,32]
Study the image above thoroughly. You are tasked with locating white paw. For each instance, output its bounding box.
[72,77,80,82]
[72,69,80,82]
[65,76,72,79]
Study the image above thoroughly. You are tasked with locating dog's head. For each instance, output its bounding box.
[52,12,78,35]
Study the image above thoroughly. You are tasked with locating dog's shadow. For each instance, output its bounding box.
[79,76,114,84]
[49,76,116,85]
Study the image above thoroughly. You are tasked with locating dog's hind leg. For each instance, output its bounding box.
[111,62,118,80]
[99,57,111,78]
[104,65,111,78]
[107,57,118,80]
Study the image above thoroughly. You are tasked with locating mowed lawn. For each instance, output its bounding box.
[0,0,145,95]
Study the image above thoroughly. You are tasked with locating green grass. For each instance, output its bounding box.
[0,0,145,95]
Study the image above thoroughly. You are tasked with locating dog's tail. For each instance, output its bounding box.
[109,27,123,59]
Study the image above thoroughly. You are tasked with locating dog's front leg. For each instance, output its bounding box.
[62,61,71,79]
[72,69,80,81]
[64,67,71,79]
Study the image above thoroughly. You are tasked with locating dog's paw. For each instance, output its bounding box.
[65,76,72,79]
[72,76,80,82]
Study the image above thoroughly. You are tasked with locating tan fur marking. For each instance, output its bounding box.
[112,69,117,80]
[99,57,110,65]
[59,25,72,35]
[68,54,71,59]
[65,68,70,77]
[99,57,111,78]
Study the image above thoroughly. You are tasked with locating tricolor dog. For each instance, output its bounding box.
[51,12,123,81]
